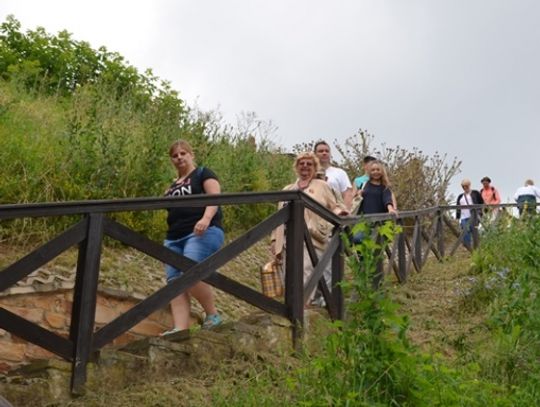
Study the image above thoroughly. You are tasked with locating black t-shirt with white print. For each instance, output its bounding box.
[165,166,223,240]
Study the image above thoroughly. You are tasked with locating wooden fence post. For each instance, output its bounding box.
[331,230,344,320]
[69,213,104,395]
[285,199,304,351]
[471,209,480,249]
[396,219,407,282]
[436,209,445,259]
[414,216,422,270]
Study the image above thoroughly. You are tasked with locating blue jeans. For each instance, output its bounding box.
[460,218,473,247]
[352,231,366,245]
[164,226,224,282]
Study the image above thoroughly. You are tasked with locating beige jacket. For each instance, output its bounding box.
[271,178,347,254]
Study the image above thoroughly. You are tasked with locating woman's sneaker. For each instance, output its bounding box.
[202,313,222,330]
[159,327,190,341]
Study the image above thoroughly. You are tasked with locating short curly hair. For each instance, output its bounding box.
[293,152,321,175]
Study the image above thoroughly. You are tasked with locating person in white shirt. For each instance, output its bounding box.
[313,141,353,210]
[514,179,540,216]
[456,179,484,249]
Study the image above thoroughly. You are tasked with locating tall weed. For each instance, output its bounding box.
[463,216,540,397]
[211,222,504,406]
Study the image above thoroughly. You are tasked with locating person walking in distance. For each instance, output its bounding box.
[479,176,501,221]
[456,179,484,250]
[514,179,540,217]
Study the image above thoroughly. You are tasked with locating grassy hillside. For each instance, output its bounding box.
[0,17,295,242]
[9,218,530,406]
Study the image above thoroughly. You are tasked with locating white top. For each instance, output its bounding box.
[459,193,473,219]
[324,166,352,194]
[514,185,540,201]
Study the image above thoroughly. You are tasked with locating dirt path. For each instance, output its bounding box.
[389,251,485,358]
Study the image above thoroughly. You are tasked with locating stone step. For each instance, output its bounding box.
[0,312,293,405]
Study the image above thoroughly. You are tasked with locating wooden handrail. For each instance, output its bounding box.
[0,194,535,394]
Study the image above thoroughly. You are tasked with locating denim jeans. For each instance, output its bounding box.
[460,218,473,247]
[164,226,224,282]
[352,231,366,245]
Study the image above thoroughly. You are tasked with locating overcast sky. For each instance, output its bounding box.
[1,1,539,201]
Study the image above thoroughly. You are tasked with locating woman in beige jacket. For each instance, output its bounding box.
[270,152,348,306]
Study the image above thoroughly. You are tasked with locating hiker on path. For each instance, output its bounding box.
[161,140,224,336]
[314,141,353,210]
[479,176,501,220]
[352,160,397,244]
[514,179,540,217]
[270,152,348,306]
[456,179,484,249]
[352,155,377,193]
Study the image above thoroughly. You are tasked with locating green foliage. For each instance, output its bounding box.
[334,130,462,209]
[0,16,294,242]
[464,216,540,398]
[0,15,158,99]
[211,222,505,406]
[292,221,420,405]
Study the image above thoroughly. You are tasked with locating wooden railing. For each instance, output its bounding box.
[0,194,534,393]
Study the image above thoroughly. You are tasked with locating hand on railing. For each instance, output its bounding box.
[269,240,276,256]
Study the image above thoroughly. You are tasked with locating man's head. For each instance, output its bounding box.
[481,176,491,188]
[525,179,534,186]
[363,155,377,171]
[313,141,331,167]
[461,179,472,193]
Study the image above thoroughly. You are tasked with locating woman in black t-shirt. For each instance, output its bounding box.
[358,161,396,215]
[353,160,397,243]
[161,140,224,336]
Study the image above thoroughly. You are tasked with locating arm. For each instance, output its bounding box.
[475,191,484,204]
[351,181,358,197]
[383,188,397,214]
[194,178,220,236]
[321,182,348,216]
[494,188,501,205]
[342,187,353,210]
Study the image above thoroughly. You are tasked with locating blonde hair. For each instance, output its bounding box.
[169,139,194,157]
[293,152,321,174]
[370,160,391,187]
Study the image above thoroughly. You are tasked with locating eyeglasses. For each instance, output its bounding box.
[298,161,314,167]
[461,185,470,188]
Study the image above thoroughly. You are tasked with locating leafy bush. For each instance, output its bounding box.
[0,16,294,241]
[211,222,505,406]
[463,216,540,398]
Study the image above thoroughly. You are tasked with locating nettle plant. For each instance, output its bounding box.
[291,221,502,406]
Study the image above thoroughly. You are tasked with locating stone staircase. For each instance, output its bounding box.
[0,312,294,405]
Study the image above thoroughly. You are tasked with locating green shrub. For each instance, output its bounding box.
[463,216,540,397]
[211,222,506,406]
[0,16,295,242]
